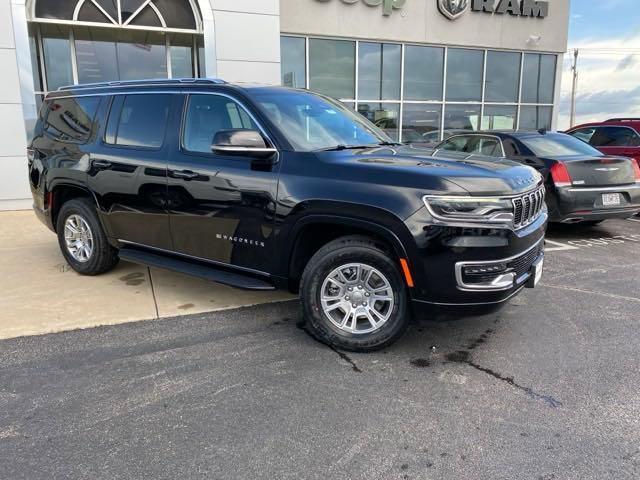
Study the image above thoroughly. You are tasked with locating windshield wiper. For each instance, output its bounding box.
[377,141,402,146]
[316,145,373,152]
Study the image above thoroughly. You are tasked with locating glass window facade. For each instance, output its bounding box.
[309,38,355,100]
[30,24,202,94]
[281,36,306,88]
[403,45,443,101]
[522,54,557,104]
[281,36,558,142]
[485,51,521,103]
[446,48,483,102]
[358,43,401,101]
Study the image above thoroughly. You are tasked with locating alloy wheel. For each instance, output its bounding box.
[320,263,395,335]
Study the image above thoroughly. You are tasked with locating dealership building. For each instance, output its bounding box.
[0,0,569,210]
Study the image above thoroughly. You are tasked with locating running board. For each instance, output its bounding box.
[119,247,275,291]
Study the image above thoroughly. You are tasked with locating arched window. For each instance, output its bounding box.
[34,0,201,32]
[28,0,206,97]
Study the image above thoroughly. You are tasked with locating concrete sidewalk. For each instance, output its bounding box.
[0,210,293,340]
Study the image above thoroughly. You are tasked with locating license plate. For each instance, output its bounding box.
[533,258,544,286]
[526,256,544,289]
[602,193,621,206]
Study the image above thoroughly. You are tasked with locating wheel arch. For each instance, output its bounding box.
[284,214,411,293]
[49,183,100,232]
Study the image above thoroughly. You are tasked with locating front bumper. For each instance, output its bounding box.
[403,207,547,306]
[455,237,544,292]
[551,184,640,222]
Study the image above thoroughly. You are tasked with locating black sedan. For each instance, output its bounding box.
[432,131,640,225]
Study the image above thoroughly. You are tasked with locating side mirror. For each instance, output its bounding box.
[211,129,277,160]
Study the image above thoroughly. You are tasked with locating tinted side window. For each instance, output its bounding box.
[441,136,470,152]
[44,96,100,142]
[183,94,259,153]
[502,139,521,157]
[591,126,640,147]
[568,127,596,144]
[107,94,172,148]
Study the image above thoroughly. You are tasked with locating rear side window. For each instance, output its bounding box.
[590,126,640,147]
[440,135,470,152]
[43,96,100,142]
[441,136,502,157]
[568,127,596,144]
[182,94,259,153]
[106,94,172,148]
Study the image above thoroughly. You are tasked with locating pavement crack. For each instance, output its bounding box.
[296,320,362,373]
[328,345,362,373]
[446,351,562,408]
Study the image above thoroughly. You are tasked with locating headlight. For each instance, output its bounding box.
[423,195,514,226]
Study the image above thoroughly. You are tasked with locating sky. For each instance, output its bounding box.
[558,0,640,129]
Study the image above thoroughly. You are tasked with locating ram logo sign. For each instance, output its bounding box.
[438,0,469,20]
[438,0,549,20]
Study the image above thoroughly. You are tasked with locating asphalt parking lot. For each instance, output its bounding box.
[1,219,639,480]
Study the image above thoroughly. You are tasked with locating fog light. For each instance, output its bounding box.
[463,263,508,276]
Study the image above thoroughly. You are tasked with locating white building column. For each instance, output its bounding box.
[0,0,34,211]
[207,0,281,84]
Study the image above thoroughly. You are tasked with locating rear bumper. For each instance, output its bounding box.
[552,184,640,222]
[33,204,55,232]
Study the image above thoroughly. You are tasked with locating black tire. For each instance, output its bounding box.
[299,235,410,352]
[56,198,119,275]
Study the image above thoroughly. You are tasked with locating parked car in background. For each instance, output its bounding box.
[566,119,640,166]
[433,131,640,225]
[412,130,469,148]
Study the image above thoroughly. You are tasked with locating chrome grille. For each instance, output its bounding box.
[512,186,545,229]
[509,241,544,278]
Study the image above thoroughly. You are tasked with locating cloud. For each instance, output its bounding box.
[558,33,640,128]
[615,55,636,71]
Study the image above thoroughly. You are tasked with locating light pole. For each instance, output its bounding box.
[570,48,579,128]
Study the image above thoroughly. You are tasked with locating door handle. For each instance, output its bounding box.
[172,170,200,180]
[93,160,112,169]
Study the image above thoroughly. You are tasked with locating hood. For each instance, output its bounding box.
[316,145,542,196]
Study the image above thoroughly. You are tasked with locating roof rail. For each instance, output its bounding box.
[57,78,226,92]
[606,118,640,122]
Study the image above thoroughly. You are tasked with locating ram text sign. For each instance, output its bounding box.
[315,0,406,16]
[438,0,549,20]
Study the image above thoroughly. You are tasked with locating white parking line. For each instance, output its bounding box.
[544,239,579,252]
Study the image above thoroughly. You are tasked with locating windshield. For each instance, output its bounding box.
[250,89,391,151]
[520,133,604,158]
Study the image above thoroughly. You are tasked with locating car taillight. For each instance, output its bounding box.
[550,162,572,187]
[632,160,640,184]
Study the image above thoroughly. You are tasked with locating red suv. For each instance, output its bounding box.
[567,119,640,165]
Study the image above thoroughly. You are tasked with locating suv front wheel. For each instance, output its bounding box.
[300,236,410,352]
[56,198,119,275]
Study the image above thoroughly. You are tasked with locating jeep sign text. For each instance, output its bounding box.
[315,0,407,16]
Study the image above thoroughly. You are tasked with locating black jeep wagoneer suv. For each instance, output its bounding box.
[29,79,547,351]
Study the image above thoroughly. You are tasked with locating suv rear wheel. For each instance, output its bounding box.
[56,198,119,275]
[300,236,409,352]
